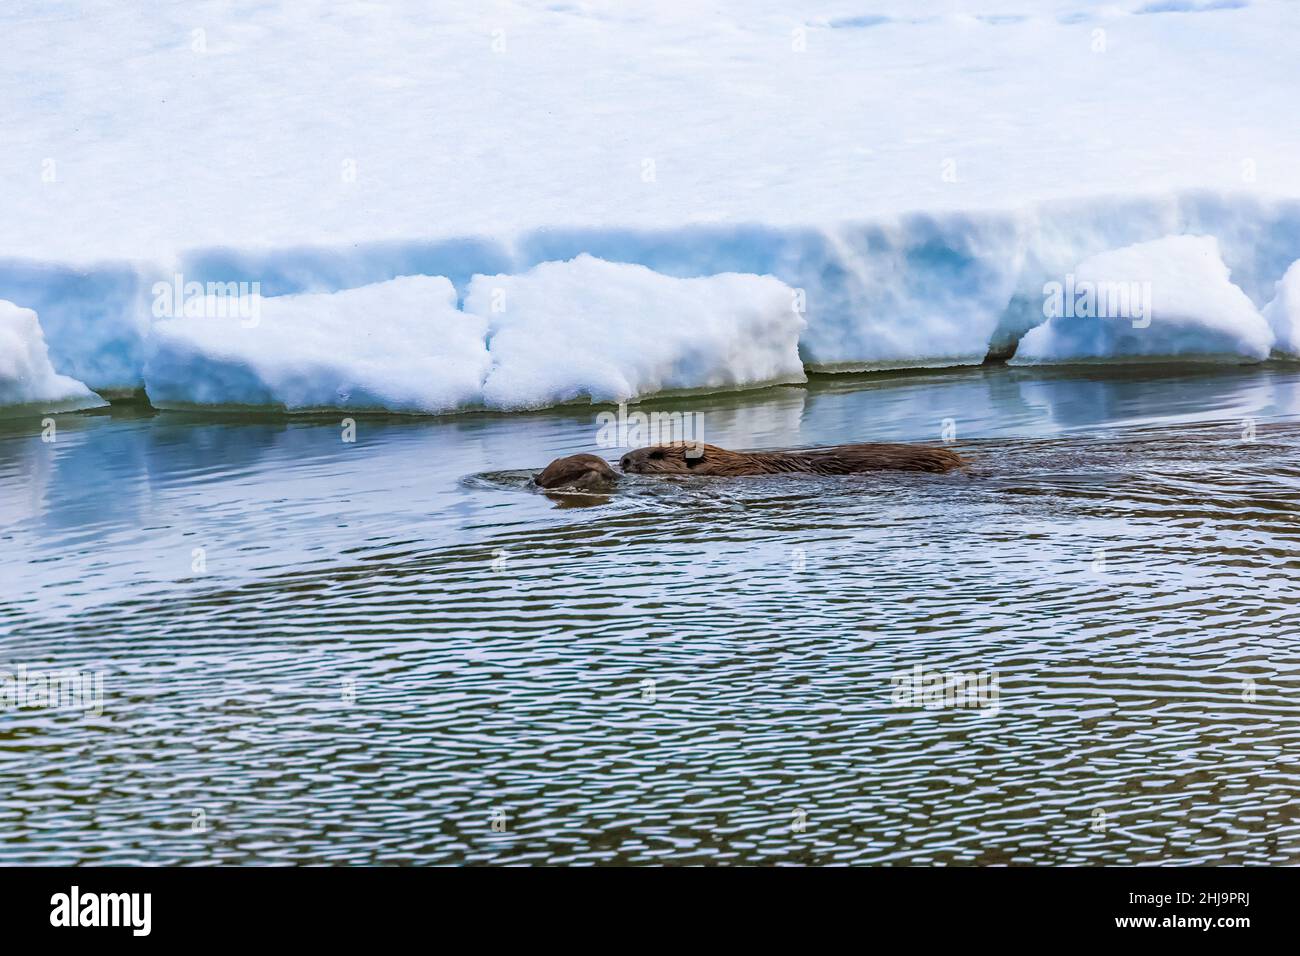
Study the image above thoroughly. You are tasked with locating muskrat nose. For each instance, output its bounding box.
[619,453,632,470]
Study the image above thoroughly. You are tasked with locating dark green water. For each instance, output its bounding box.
[2,363,1298,864]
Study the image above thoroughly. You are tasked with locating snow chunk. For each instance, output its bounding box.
[0,260,150,396]
[0,301,106,412]
[802,215,1024,371]
[1262,260,1300,358]
[144,276,488,413]
[467,255,806,410]
[1011,236,1273,365]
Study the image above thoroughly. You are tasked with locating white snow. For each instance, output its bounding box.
[5,0,1299,262]
[1262,260,1300,357]
[144,276,489,413]
[141,258,804,413]
[1012,236,1273,364]
[0,301,105,413]
[3,1,1300,407]
[469,255,805,409]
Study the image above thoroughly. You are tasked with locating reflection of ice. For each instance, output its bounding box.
[1263,371,1300,421]
[637,388,809,452]
[1015,365,1300,434]
[0,427,53,527]
[801,367,1050,443]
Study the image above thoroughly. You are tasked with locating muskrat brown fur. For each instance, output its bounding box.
[535,441,965,489]
[534,453,620,490]
[619,442,966,476]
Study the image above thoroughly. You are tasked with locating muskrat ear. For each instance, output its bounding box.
[684,442,705,466]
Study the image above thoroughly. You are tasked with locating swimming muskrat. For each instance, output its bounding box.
[533,442,966,490]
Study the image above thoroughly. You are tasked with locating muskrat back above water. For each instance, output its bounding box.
[534,441,966,489]
[620,441,966,476]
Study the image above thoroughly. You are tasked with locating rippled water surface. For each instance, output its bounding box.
[2,364,1298,865]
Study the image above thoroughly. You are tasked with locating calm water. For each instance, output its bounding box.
[2,363,1298,865]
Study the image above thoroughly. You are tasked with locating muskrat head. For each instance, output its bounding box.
[619,442,720,475]
[535,453,620,491]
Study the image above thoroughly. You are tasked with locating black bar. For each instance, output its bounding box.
[0,866,1282,943]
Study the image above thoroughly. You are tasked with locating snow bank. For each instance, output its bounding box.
[0,301,105,413]
[5,0,1300,398]
[1262,260,1300,357]
[144,276,488,413]
[1011,236,1273,365]
[7,196,1300,412]
[469,256,804,409]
